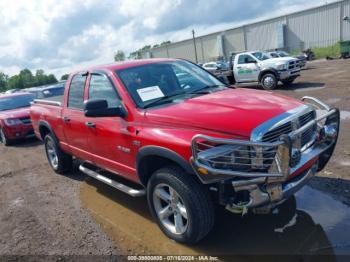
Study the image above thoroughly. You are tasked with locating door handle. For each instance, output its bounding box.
[63,116,70,123]
[85,122,96,128]
[236,66,242,69]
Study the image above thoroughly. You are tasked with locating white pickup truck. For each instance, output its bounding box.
[228,51,301,90]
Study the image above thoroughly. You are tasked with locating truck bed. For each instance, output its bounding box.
[32,95,63,106]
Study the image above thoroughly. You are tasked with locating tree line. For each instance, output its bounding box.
[0,69,59,92]
[1,39,172,93]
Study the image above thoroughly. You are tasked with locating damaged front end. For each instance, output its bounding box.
[190,96,340,214]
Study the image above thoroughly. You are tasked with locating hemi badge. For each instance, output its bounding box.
[132,140,141,146]
[117,145,131,153]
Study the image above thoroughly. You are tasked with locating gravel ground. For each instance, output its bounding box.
[0,141,118,257]
[0,58,349,258]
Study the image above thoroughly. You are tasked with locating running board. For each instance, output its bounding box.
[79,164,146,197]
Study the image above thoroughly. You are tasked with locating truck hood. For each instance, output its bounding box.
[0,107,30,120]
[263,57,297,63]
[145,88,303,139]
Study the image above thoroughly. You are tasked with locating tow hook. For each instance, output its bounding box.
[266,184,283,202]
[227,178,284,215]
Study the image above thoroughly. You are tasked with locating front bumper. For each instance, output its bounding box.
[190,97,339,211]
[3,124,35,140]
[278,69,300,80]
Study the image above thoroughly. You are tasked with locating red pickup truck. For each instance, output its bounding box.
[30,58,339,243]
[0,93,35,145]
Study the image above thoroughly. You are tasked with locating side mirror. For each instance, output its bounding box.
[84,99,126,117]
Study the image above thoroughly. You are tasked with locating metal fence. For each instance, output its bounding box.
[142,0,350,63]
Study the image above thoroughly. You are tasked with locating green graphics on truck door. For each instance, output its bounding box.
[238,69,253,74]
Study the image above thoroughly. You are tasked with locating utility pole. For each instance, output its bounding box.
[192,29,198,63]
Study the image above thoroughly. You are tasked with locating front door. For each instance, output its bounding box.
[234,54,259,82]
[85,72,136,180]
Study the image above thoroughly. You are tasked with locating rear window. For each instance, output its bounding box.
[0,94,34,111]
[68,74,87,109]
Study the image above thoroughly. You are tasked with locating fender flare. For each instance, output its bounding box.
[136,146,195,184]
[258,68,279,82]
[38,120,58,142]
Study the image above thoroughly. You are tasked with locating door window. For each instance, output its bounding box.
[238,55,256,64]
[68,74,87,109]
[88,74,120,108]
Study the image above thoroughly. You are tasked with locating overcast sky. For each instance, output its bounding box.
[0,0,329,78]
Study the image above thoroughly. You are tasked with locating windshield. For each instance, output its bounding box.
[0,94,34,111]
[116,60,225,108]
[277,51,289,57]
[252,52,270,61]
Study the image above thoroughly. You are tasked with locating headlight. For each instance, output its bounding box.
[198,144,251,171]
[4,119,22,126]
[276,63,288,70]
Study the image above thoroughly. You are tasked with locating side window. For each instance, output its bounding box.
[238,55,256,64]
[68,74,87,109]
[88,74,120,108]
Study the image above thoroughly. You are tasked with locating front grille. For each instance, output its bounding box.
[262,110,316,148]
[299,110,315,126]
[299,110,317,147]
[301,124,317,147]
[288,60,301,70]
[20,117,31,125]
[262,122,293,142]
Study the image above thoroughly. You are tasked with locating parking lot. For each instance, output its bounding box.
[0,59,350,259]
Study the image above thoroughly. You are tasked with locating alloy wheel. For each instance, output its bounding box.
[152,183,188,235]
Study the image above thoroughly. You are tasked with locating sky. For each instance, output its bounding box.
[0,0,331,79]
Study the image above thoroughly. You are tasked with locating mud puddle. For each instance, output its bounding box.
[80,178,350,259]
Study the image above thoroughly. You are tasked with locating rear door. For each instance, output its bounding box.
[62,72,93,161]
[234,54,259,82]
[85,72,135,179]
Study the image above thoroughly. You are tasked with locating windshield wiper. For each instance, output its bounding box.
[187,84,226,94]
[143,93,185,109]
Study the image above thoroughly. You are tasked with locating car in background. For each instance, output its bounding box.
[0,93,35,145]
[201,61,232,84]
[24,83,65,99]
[268,51,306,69]
[229,51,301,89]
[202,62,221,72]
[5,89,21,94]
[202,61,230,72]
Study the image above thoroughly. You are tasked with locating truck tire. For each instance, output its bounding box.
[147,165,215,244]
[44,134,72,174]
[261,73,277,90]
[0,128,10,146]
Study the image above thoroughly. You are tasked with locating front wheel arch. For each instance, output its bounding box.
[136,146,195,186]
[258,69,278,82]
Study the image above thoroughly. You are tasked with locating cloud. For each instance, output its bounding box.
[0,0,330,78]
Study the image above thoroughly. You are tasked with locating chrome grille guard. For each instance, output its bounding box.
[190,96,339,184]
